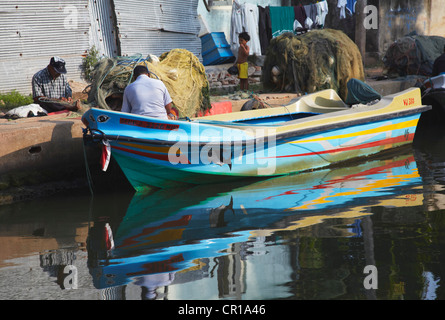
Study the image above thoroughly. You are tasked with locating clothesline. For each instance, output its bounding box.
[230,0,358,58]
[230,0,336,58]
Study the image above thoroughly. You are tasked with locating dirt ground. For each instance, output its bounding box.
[69,80,89,102]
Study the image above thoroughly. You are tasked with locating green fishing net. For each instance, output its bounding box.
[262,29,365,100]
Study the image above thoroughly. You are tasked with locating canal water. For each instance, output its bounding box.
[1,138,445,301]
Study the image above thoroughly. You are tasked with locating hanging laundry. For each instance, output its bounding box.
[316,1,329,28]
[269,6,295,38]
[338,0,347,19]
[347,0,358,15]
[230,0,245,57]
[304,4,318,29]
[293,19,307,35]
[338,0,357,19]
[293,4,307,27]
[258,5,272,55]
[243,3,262,56]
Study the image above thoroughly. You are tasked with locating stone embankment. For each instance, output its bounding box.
[0,112,89,204]
[205,62,262,95]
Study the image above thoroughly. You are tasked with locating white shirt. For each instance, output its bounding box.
[121,74,172,119]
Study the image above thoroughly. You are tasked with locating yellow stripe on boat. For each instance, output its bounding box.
[289,118,419,144]
[274,88,423,135]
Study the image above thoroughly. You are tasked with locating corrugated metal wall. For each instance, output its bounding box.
[0,0,202,95]
[0,1,90,94]
[113,0,202,58]
[88,0,119,57]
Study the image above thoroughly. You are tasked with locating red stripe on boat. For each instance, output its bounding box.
[112,145,191,164]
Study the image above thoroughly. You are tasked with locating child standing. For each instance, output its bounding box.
[235,32,250,91]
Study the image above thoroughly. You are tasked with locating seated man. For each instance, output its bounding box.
[121,65,176,120]
[32,56,80,113]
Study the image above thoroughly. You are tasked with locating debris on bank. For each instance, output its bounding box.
[383,33,445,77]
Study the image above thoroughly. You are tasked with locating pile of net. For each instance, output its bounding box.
[262,29,364,100]
[383,34,445,77]
[87,49,211,118]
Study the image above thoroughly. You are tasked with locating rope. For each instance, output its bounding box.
[82,129,95,197]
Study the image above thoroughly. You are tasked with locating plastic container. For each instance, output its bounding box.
[201,32,235,66]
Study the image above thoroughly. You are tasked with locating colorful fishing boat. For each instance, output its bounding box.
[82,87,430,191]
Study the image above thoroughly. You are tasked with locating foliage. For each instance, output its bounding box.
[0,90,33,112]
[82,46,101,83]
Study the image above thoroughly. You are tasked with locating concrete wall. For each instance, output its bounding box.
[378,0,435,55]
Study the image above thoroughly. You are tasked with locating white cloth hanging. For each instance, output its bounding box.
[305,17,313,29]
[243,3,262,56]
[318,1,329,27]
[230,0,245,57]
[293,19,303,31]
[338,0,347,19]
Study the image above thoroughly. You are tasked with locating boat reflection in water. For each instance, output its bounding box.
[88,148,424,299]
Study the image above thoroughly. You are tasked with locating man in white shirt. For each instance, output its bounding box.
[121,65,176,120]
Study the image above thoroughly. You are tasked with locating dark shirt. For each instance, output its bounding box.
[293,5,307,26]
[258,6,272,55]
[432,53,445,77]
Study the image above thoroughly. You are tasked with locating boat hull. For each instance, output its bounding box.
[82,88,430,190]
[107,113,420,190]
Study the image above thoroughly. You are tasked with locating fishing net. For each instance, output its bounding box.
[383,34,445,77]
[87,49,211,118]
[262,29,364,100]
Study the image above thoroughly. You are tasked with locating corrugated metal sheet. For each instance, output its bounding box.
[0,1,90,94]
[119,30,201,57]
[113,0,202,58]
[0,0,203,95]
[88,0,119,57]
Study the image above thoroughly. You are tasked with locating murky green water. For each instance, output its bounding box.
[1,139,445,301]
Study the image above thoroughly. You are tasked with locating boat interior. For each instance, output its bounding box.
[195,89,350,125]
[191,87,426,134]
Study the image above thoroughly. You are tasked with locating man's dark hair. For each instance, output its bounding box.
[239,32,250,42]
[133,65,150,79]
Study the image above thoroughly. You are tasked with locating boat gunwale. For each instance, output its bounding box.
[87,105,431,147]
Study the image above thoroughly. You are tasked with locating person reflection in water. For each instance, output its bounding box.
[135,272,176,300]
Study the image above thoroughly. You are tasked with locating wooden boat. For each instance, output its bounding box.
[81,87,430,191]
